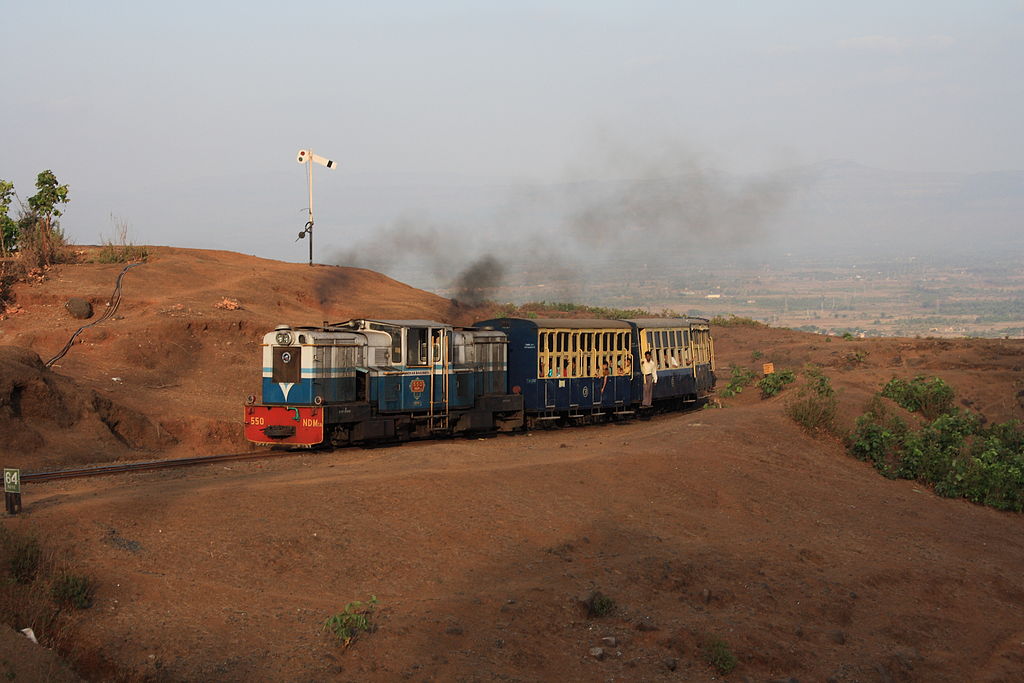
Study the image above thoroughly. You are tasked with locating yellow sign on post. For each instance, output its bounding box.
[762,362,775,375]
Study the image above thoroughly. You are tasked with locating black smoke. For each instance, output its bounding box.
[450,255,505,306]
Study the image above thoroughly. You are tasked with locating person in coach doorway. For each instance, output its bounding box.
[641,350,657,407]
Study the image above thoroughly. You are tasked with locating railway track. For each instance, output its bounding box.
[21,449,297,484]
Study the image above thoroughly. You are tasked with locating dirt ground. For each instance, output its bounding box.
[2,248,1024,681]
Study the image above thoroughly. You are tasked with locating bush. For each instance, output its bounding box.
[98,215,148,263]
[804,365,835,397]
[709,315,765,327]
[849,387,1024,511]
[4,534,41,584]
[881,376,955,419]
[51,573,95,609]
[322,596,378,646]
[843,349,868,367]
[757,369,796,398]
[702,635,737,674]
[787,392,838,434]
[584,591,616,618]
[16,214,71,268]
[786,367,838,434]
[719,365,757,397]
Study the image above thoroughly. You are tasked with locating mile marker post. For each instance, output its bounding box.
[4,468,21,515]
[295,148,337,266]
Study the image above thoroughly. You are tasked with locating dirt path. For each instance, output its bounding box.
[12,402,1024,681]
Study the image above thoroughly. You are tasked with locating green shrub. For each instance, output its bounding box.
[4,535,41,584]
[98,216,148,263]
[702,635,737,674]
[585,591,616,618]
[719,365,757,397]
[786,367,838,434]
[51,574,95,609]
[881,376,955,419]
[844,349,868,367]
[849,385,1024,511]
[757,369,796,398]
[787,393,837,433]
[322,596,378,646]
[709,315,765,327]
[98,243,148,263]
[804,365,835,397]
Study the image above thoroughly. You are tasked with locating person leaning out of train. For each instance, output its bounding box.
[641,351,657,407]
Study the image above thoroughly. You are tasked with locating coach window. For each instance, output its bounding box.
[600,332,608,372]
[537,331,546,378]
[547,331,557,377]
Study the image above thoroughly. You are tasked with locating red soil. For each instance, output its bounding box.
[1,248,1023,681]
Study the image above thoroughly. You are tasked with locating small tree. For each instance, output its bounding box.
[22,170,70,267]
[0,179,15,256]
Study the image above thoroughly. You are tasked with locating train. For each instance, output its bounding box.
[243,317,716,447]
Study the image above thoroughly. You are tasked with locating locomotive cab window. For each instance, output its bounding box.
[408,328,429,366]
[390,331,402,365]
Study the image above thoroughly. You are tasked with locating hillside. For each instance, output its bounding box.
[0,247,489,469]
[1,248,1023,681]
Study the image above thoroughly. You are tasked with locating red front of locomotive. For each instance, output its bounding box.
[243,404,325,447]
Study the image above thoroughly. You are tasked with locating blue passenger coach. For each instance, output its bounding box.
[474,318,637,424]
[622,318,716,409]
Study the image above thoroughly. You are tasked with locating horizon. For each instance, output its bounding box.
[3,2,1023,276]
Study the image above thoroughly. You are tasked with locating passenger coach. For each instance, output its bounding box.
[623,318,716,409]
[473,317,716,427]
[474,318,636,425]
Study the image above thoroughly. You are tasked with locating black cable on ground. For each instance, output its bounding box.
[44,262,144,368]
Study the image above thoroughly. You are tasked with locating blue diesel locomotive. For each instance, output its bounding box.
[244,317,715,447]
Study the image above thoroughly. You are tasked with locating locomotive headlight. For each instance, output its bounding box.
[275,331,293,345]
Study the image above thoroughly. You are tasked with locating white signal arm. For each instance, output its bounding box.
[295,148,338,265]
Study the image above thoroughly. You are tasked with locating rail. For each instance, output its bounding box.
[21,449,300,484]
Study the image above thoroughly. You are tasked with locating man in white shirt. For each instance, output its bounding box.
[641,350,657,407]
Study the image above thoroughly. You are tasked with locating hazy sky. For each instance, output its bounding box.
[2,1,1022,262]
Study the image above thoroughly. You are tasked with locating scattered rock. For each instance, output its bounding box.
[874,663,894,683]
[65,297,93,319]
[828,630,846,645]
[213,297,242,310]
[701,588,712,603]
[892,646,920,670]
[601,636,617,647]
[444,625,463,635]
[635,620,659,632]
[663,657,677,671]
[589,647,604,660]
